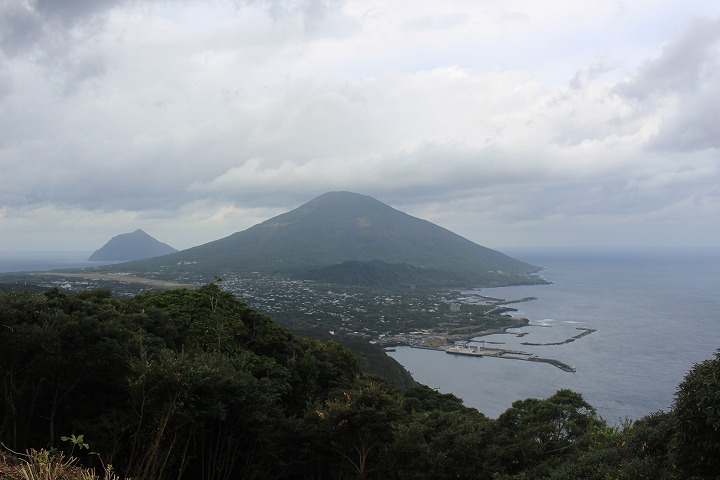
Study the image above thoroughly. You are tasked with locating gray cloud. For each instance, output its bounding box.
[2,1,720,251]
[615,17,720,152]
[402,13,470,32]
[61,54,108,96]
[569,57,617,90]
[255,0,345,24]
[0,3,43,55]
[33,0,117,25]
[616,17,720,100]
[647,87,720,151]
[0,0,346,57]
[0,0,116,56]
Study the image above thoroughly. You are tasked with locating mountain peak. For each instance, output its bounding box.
[311,191,379,203]
[119,192,542,287]
[258,191,395,228]
[88,230,178,261]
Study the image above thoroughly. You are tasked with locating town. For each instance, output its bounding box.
[19,268,532,346]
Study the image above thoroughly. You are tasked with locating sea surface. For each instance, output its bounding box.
[388,248,720,423]
[0,251,119,273]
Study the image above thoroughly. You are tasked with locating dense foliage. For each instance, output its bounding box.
[1,287,718,479]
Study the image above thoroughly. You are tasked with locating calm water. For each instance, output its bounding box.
[388,249,720,423]
[0,251,119,273]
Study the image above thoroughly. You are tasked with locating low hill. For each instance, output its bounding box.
[88,229,177,261]
[116,192,542,287]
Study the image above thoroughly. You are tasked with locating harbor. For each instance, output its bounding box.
[441,343,577,372]
[374,292,597,374]
[380,320,594,373]
[520,327,597,346]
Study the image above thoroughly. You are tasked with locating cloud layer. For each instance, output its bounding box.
[2,0,719,251]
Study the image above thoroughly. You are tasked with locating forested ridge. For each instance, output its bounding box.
[1,286,718,479]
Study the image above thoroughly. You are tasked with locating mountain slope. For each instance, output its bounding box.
[302,260,453,287]
[88,229,178,261]
[118,192,541,287]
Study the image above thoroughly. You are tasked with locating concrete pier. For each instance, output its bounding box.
[441,346,576,372]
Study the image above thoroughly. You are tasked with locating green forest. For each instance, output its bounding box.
[0,286,718,479]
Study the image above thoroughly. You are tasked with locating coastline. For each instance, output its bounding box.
[389,250,720,421]
[383,317,587,373]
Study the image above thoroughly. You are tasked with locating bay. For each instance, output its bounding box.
[388,249,720,423]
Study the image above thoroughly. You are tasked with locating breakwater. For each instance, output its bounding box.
[525,356,576,372]
[416,343,577,373]
[520,327,596,346]
[443,347,576,373]
[399,322,591,373]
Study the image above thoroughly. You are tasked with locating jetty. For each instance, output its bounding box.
[520,327,596,346]
[445,344,500,357]
[526,357,576,372]
[441,344,576,372]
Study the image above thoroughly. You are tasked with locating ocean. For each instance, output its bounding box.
[0,251,119,273]
[388,249,720,423]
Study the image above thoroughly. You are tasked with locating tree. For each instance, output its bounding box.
[672,350,720,477]
[304,377,403,479]
[388,409,491,479]
[488,389,600,477]
[0,289,137,450]
[543,413,679,480]
[0,287,364,479]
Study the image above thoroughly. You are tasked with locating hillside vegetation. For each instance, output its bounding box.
[1,287,718,479]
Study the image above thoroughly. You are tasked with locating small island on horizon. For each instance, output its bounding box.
[88,229,178,261]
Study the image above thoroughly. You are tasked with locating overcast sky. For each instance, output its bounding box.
[2,0,719,253]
